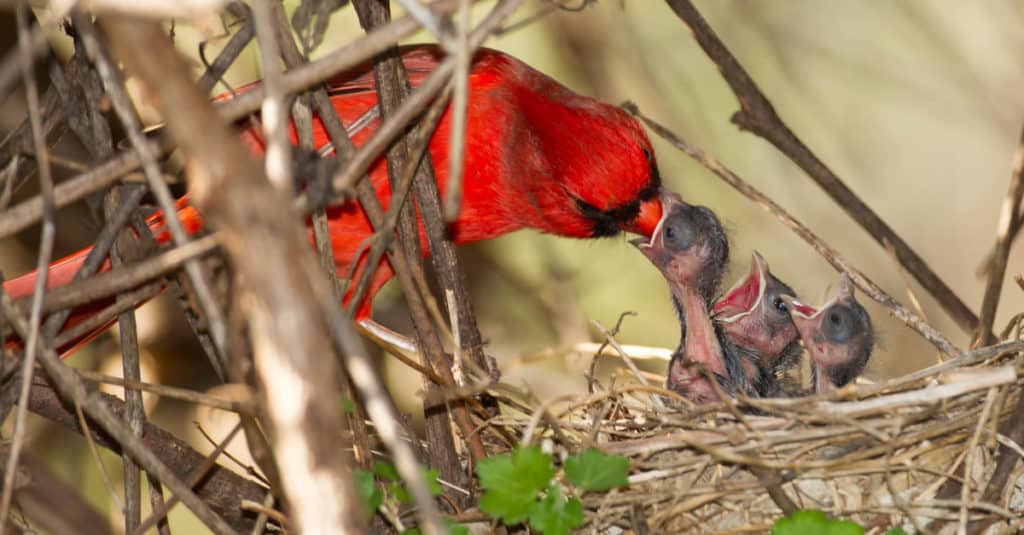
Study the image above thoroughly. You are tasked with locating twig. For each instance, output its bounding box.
[102,16,366,531]
[28,380,266,532]
[49,284,161,350]
[301,24,472,519]
[591,316,666,411]
[3,298,237,534]
[662,0,982,337]
[443,0,471,221]
[14,0,233,18]
[0,2,68,106]
[0,141,162,241]
[248,493,276,535]
[625,104,964,358]
[253,0,291,192]
[976,209,1024,278]
[958,389,997,533]
[976,125,1024,345]
[0,3,58,530]
[10,454,113,535]
[977,364,1024,513]
[267,0,373,473]
[76,370,253,412]
[72,393,125,514]
[131,424,244,535]
[216,0,471,124]
[394,0,451,44]
[353,0,475,519]
[32,234,220,314]
[76,13,230,377]
[240,500,289,530]
[104,189,147,533]
[747,466,797,516]
[197,5,254,94]
[815,366,1015,418]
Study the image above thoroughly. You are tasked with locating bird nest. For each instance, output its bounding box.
[482,341,1024,534]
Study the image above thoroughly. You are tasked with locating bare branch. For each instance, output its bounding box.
[663,0,982,337]
[625,104,963,358]
[101,16,366,531]
[976,125,1024,345]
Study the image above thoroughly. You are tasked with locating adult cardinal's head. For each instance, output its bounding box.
[781,274,874,393]
[486,51,664,239]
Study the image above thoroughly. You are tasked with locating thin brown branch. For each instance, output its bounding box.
[216,0,469,124]
[271,0,368,474]
[625,104,963,358]
[103,189,147,534]
[663,0,982,337]
[76,370,254,413]
[75,13,230,374]
[268,3,437,526]
[0,3,64,106]
[976,125,1024,345]
[101,15,365,531]
[10,452,114,535]
[197,5,255,94]
[49,283,161,350]
[443,0,471,221]
[353,0,475,516]
[30,234,220,315]
[0,142,160,240]
[130,424,244,535]
[2,296,238,534]
[28,380,266,533]
[0,3,59,529]
[747,466,797,516]
[252,0,292,191]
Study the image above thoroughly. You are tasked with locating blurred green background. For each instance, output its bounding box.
[2,0,1023,530]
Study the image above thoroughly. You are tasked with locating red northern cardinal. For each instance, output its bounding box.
[4,45,664,355]
[634,191,729,404]
[781,274,874,393]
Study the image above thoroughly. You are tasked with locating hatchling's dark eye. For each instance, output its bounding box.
[822,305,855,343]
[662,214,694,252]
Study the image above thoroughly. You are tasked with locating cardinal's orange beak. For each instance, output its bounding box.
[622,194,664,237]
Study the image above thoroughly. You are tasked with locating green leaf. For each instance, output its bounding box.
[477,446,556,524]
[445,519,469,535]
[772,510,864,535]
[424,467,443,496]
[402,518,468,535]
[373,461,400,482]
[884,529,908,535]
[390,482,412,505]
[563,449,629,492]
[773,510,828,535]
[528,484,584,535]
[354,470,382,517]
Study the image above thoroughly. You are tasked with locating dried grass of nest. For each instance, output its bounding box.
[482,340,1024,534]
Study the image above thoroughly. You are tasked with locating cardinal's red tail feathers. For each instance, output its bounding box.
[3,198,203,357]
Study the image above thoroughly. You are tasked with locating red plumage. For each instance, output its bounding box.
[4,45,663,355]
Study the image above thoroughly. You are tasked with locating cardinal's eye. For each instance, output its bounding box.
[773,296,787,314]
